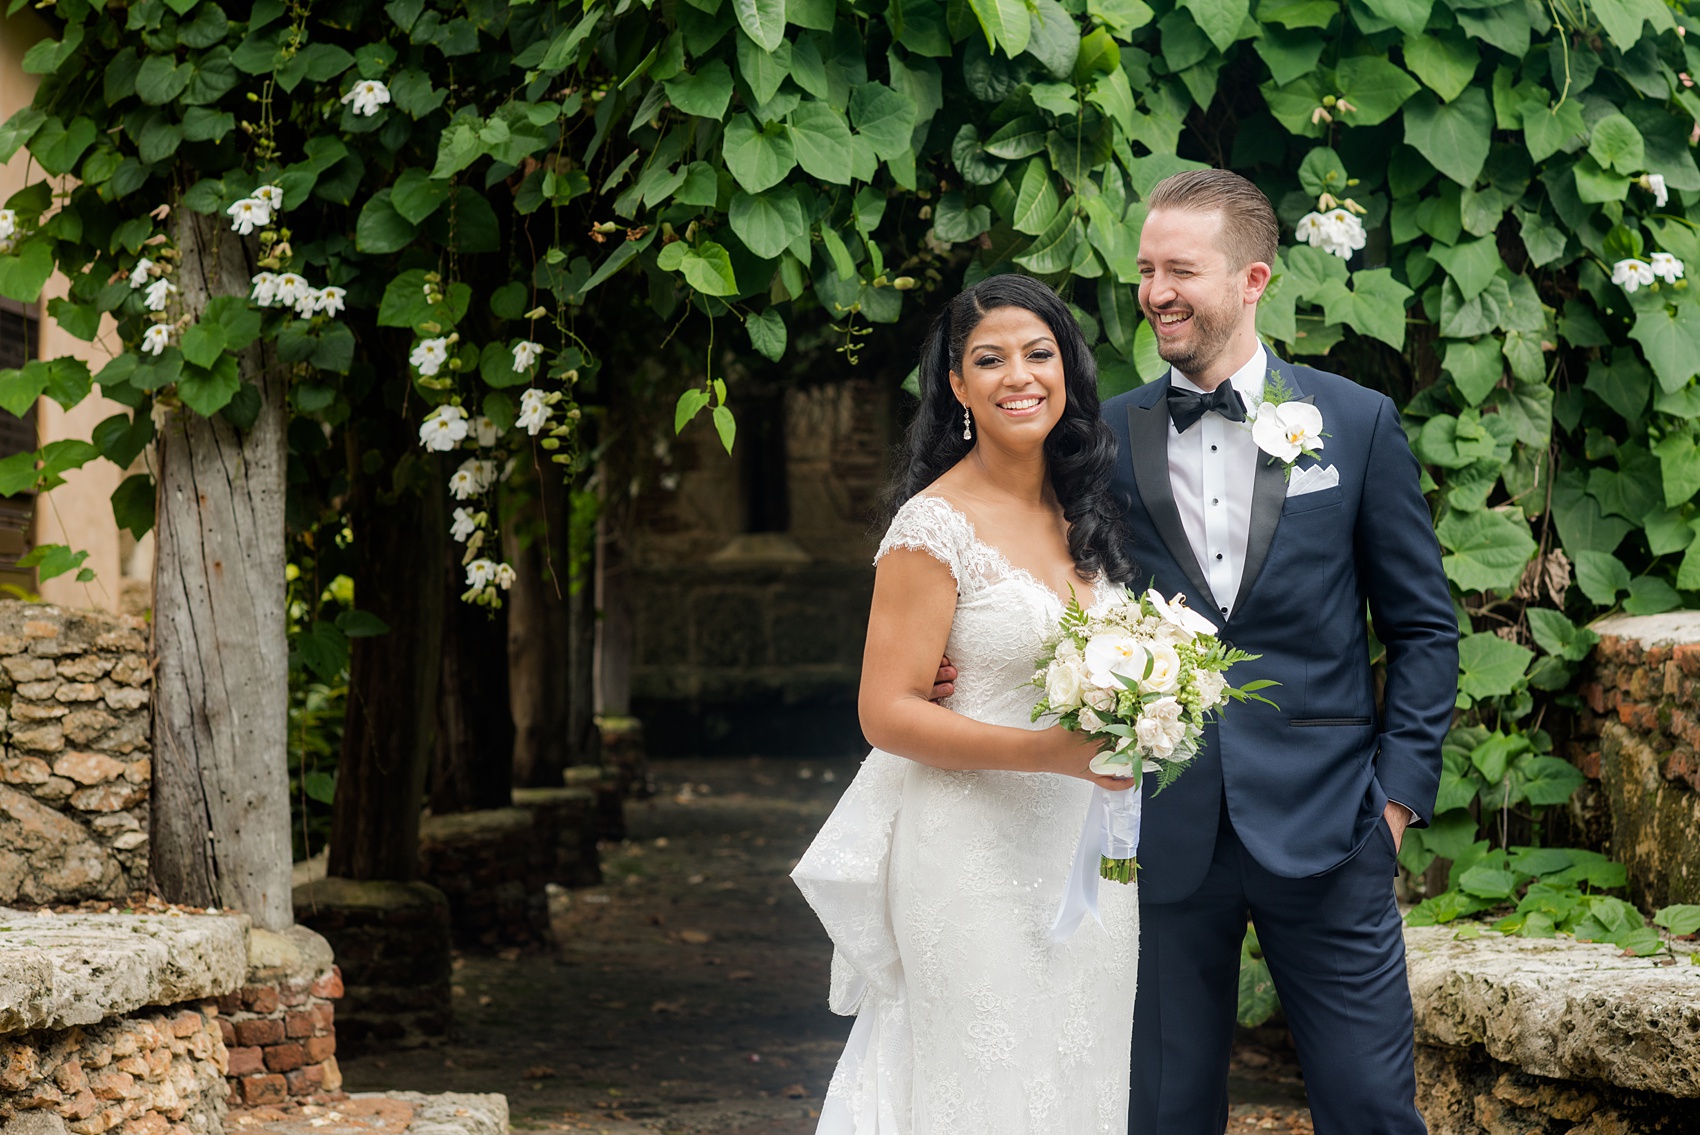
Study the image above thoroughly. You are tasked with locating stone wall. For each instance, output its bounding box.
[0,910,247,1135]
[614,377,889,757]
[0,604,152,903]
[1575,612,1700,908]
[0,1005,228,1135]
[1407,924,1700,1134]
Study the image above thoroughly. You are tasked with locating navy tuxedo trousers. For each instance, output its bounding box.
[1129,800,1423,1135]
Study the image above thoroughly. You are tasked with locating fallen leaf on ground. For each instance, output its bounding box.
[679,929,711,944]
[781,1084,808,1099]
[522,1066,557,1080]
[726,971,753,981]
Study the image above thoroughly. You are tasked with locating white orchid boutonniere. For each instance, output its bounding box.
[1248,371,1327,475]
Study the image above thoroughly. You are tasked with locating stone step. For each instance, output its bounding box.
[0,909,246,1034]
[228,1093,507,1135]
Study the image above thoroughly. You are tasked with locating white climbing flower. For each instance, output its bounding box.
[411,337,450,376]
[516,388,552,436]
[129,257,156,289]
[140,324,172,356]
[226,197,272,235]
[1296,209,1367,259]
[448,467,479,499]
[341,80,392,117]
[1612,258,1656,292]
[463,458,499,493]
[143,278,176,312]
[464,558,498,589]
[274,273,311,309]
[250,272,279,307]
[450,507,479,543]
[0,209,15,243]
[473,415,499,447]
[1650,252,1686,284]
[314,286,347,317]
[511,340,544,372]
[1641,173,1669,208]
[253,184,286,213]
[418,405,470,452]
[493,563,516,590]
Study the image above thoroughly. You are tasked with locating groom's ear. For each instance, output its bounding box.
[1242,261,1273,306]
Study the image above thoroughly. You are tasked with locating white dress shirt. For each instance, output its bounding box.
[1167,345,1266,621]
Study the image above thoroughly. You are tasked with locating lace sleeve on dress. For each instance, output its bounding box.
[873,495,969,588]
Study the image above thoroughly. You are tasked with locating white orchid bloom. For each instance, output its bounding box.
[1250,400,1325,463]
[129,257,155,289]
[516,388,553,436]
[1088,749,1136,778]
[253,184,286,212]
[226,197,272,235]
[250,272,279,307]
[1084,633,1149,690]
[418,405,470,452]
[341,80,392,117]
[1650,252,1685,285]
[1143,589,1218,638]
[142,278,176,312]
[410,337,450,376]
[274,273,311,309]
[450,507,478,543]
[511,340,544,372]
[140,324,172,356]
[1641,173,1669,208]
[315,286,347,317]
[1612,258,1656,292]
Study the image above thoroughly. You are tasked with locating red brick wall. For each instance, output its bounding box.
[218,968,342,1105]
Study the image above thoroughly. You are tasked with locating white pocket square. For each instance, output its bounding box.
[1286,463,1340,497]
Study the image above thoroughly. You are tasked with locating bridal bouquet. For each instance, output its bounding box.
[1032,588,1274,890]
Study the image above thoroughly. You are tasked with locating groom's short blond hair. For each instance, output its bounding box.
[1147,170,1279,271]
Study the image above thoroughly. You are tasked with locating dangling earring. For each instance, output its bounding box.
[962,406,973,441]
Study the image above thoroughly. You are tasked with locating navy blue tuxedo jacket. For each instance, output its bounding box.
[1102,356,1458,904]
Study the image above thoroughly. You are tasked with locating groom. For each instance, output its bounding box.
[1104,170,1458,1132]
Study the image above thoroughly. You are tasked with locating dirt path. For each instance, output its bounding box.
[338,757,1312,1135]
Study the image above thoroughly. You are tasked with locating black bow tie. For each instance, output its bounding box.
[1166,383,1247,433]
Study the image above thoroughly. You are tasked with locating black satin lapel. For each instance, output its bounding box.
[1232,355,1304,614]
[1233,453,1287,614]
[1126,387,1216,609]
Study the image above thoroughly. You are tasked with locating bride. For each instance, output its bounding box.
[793,274,1141,1133]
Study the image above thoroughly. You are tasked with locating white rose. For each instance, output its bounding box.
[1085,633,1148,690]
[1250,400,1325,463]
[1045,659,1084,709]
[1077,707,1105,733]
[1145,695,1183,723]
[1194,669,1227,709]
[1135,715,1172,757]
[1141,644,1182,694]
[1084,686,1117,713]
[1055,636,1082,664]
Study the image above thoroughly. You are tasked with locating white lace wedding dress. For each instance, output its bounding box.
[792,494,1140,1135]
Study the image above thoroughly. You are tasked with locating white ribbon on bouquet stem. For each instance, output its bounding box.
[1050,783,1143,941]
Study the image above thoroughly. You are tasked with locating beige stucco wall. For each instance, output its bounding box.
[1,11,141,613]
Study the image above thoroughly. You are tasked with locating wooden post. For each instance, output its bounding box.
[149,210,293,930]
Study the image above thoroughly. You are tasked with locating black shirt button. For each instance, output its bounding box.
[1220,606,1228,614]
[1210,445,1219,452]
[1215,553,1224,560]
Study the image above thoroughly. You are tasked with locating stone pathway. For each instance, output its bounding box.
[337,757,1313,1134]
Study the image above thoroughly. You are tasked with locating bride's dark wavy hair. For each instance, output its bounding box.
[887,274,1135,584]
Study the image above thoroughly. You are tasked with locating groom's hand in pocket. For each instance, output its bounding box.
[931,656,957,701]
[1383,801,1413,853]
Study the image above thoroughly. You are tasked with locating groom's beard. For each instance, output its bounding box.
[1143,299,1238,378]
